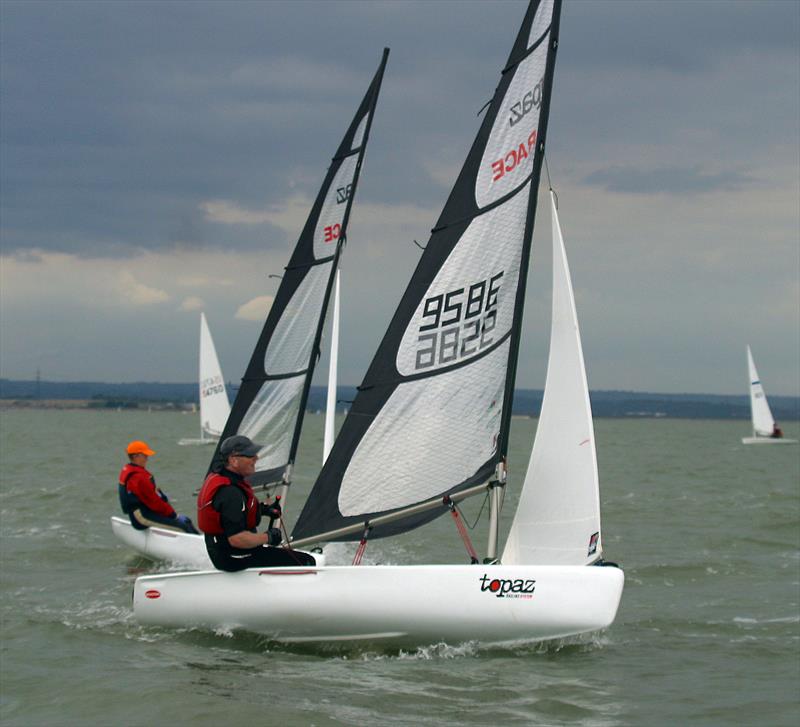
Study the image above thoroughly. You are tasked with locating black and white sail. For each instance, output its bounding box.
[293,0,562,542]
[213,49,390,487]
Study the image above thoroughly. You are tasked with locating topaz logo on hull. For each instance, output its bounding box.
[145,589,161,599]
[479,574,535,599]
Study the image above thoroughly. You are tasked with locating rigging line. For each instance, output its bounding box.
[462,491,490,530]
[543,153,558,209]
[444,496,480,564]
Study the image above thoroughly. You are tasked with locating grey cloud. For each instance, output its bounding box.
[583,166,755,195]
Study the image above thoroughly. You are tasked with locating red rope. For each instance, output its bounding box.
[352,525,371,565]
[445,497,480,564]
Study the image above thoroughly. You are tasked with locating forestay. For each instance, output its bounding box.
[502,192,601,566]
[747,345,776,436]
[292,0,562,542]
[199,312,230,438]
[213,50,390,487]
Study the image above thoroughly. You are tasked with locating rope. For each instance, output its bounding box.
[444,497,480,564]
[352,525,372,565]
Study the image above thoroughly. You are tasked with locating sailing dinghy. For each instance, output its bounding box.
[742,345,797,445]
[112,49,389,566]
[133,0,624,646]
[179,312,231,446]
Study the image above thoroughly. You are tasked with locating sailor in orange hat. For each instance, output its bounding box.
[118,440,198,534]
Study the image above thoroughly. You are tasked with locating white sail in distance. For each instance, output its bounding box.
[747,345,776,436]
[199,312,230,438]
[502,191,601,566]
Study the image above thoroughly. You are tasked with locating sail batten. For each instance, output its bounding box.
[210,49,390,485]
[292,1,562,543]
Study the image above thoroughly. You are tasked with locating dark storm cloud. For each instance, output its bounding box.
[583,166,754,195]
[1,0,798,257]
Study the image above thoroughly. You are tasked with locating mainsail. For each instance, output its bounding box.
[747,345,776,436]
[293,0,562,542]
[198,312,230,439]
[502,191,601,566]
[213,49,390,487]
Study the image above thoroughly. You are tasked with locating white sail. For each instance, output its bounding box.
[503,192,601,566]
[323,270,341,463]
[747,345,776,437]
[198,312,230,438]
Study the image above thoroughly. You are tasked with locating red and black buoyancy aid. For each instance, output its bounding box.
[118,463,142,514]
[197,472,259,535]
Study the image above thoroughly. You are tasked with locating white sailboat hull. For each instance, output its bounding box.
[111,516,214,569]
[741,436,798,445]
[133,564,624,645]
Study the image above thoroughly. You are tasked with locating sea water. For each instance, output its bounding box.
[0,409,798,726]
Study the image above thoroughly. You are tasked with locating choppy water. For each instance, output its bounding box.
[1,409,798,726]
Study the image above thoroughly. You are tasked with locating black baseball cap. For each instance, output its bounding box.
[219,435,261,458]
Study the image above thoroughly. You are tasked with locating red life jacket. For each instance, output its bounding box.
[118,463,141,514]
[197,472,259,535]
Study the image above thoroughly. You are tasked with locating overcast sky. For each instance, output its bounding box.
[1,0,798,396]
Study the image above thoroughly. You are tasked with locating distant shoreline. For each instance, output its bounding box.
[2,393,798,421]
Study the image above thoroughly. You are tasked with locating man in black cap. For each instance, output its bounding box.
[196,435,316,571]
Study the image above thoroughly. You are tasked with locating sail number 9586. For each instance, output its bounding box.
[415,272,504,370]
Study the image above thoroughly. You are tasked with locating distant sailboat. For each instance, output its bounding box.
[742,345,797,445]
[179,312,230,446]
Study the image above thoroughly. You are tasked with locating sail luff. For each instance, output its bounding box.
[323,270,341,463]
[209,50,390,486]
[292,0,563,543]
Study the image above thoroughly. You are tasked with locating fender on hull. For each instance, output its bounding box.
[133,564,624,646]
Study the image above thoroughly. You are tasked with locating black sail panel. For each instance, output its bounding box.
[211,49,390,487]
[293,1,561,541]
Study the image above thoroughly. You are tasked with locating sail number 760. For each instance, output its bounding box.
[415,272,504,370]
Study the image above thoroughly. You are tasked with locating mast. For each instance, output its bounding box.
[209,49,390,503]
[323,270,341,463]
[292,0,562,545]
